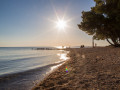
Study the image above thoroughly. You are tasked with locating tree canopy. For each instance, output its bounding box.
[78,0,120,47]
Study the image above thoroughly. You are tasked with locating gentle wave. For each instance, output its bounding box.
[0,54,53,63]
[0,60,65,78]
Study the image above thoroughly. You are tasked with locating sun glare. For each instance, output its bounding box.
[56,46,67,49]
[56,20,67,30]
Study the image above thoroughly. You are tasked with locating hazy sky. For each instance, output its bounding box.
[0,0,109,47]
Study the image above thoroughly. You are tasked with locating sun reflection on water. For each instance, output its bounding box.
[50,51,69,72]
[57,53,69,60]
[50,63,63,71]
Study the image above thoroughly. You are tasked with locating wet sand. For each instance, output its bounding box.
[33,47,120,90]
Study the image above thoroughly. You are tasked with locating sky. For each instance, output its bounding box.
[0,0,109,47]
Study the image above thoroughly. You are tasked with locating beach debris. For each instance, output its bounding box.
[96,56,99,59]
[33,80,39,85]
[66,66,68,72]
[82,55,85,58]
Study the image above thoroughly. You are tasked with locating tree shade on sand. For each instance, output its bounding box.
[78,0,120,47]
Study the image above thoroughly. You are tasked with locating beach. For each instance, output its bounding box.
[1,0,120,89]
[33,47,120,90]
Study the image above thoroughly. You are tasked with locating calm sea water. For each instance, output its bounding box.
[0,47,68,76]
[0,47,70,90]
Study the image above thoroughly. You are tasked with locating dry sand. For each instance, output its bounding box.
[33,47,120,90]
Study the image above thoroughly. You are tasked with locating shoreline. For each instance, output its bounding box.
[33,47,120,90]
[0,61,66,90]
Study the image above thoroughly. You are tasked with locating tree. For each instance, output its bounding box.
[78,0,120,47]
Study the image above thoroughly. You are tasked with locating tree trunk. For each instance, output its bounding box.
[111,38,120,47]
[106,38,114,46]
[106,38,120,47]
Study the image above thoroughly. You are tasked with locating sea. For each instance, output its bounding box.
[0,47,69,90]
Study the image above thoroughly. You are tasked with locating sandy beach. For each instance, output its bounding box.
[33,47,120,90]
[1,0,120,89]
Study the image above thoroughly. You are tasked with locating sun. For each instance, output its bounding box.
[56,19,67,30]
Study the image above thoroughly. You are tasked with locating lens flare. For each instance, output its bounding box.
[56,19,67,30]
[66,66,68,72]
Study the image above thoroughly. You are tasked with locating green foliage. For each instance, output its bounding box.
[78,0,120,47]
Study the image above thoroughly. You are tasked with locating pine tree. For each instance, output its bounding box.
[78,0,120,47]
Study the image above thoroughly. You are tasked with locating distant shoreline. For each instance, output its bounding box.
[33,47,120,90]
